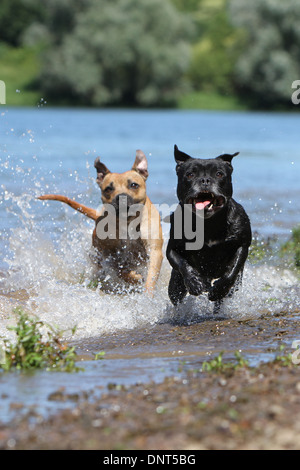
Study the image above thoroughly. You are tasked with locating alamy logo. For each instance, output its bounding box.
[0,80,6,104]
[0,339,5,365]
[95,198,205,250]
[291,80,300,105]
[291,340,300,365]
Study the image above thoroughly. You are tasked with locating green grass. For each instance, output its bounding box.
[280,225,300,271]
[202,351,249,373]
[0,43,42,106]
[0,307,81,372]
[201,346,298,375]
[177,90,247,111]
[249,234,276,264]
[274,345,295,367]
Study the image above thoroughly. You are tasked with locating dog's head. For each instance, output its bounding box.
[174,145,239,219]
[94,150,148,214]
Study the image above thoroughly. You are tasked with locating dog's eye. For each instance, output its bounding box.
[104,186,113,193]
[130,182,139,189]
[186,172,194,179]
[216,171,224,178]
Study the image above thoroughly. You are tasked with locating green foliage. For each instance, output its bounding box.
[39,0,193,107]
[94,351,106,360]
[178,89,246,110]
[0,43,42,105]
[230,0,300,109]
[0,0,44,46]
[273,345,294,367]
[187,1,244,95]
[248,227,300,273]
[40,0,87,45]
[202,351,249,373]
[280,225,300,270]
[171,0,201,12]
[248,233,275,264]
[1,0,299,109]
[87,279,99,290]
[0,308,81,372]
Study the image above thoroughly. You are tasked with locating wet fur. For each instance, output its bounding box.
[38,151,163,296]
[167,145,252,311]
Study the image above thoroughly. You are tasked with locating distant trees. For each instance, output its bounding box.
[39,0,193,106]
[230,0,300,108]
[0,0,299,108]
[175,0,300,108]
[186,1,244,96]
[0,0,44,46]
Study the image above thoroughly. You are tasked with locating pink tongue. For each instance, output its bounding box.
[195,200,211,211]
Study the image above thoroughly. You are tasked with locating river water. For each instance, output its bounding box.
[0,107,299,421]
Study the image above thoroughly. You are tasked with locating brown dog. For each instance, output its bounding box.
[38,150,163,296]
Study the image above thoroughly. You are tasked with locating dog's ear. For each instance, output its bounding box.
[94,157,111,186]
[132,150,148,180]
[174,144,193,165]
[216,152,239,165]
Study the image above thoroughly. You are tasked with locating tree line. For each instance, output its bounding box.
[0,0,299,109]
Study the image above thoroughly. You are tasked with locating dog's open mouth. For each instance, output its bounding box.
[187,192,225,213]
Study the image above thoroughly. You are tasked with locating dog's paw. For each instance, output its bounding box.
[184,270,203,296]
[208,279,231,301]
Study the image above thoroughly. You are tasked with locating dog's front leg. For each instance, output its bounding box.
[167,243,204,298]
[141,202,163,296]
[168,268,187,305]
[144,240,163,296]
[208,245,249,302]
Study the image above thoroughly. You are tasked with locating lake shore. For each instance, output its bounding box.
[1,306,300,450]
[0,358,300,450]
[0,107,299,451]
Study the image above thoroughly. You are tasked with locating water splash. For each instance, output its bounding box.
[0,189,299,343]
[0,122,299,342]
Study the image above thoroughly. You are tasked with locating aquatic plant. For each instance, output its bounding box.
[249,226,300,274]
[94,351,106,360]
[202,351,249,373]
[0,307,81,372]
[280,225,300,271]
[273,345,295,367]
[248,232,275,264]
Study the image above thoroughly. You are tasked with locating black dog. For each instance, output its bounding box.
[167,145,251,312]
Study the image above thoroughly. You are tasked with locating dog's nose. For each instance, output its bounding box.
[200,177,211,186]
[114,194,134,207]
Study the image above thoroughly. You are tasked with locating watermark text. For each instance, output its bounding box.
[291,80,300,105]
[0,80,6,104]
[0,339,5,365]
[95,198,205,250]
[291,340,300,365]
